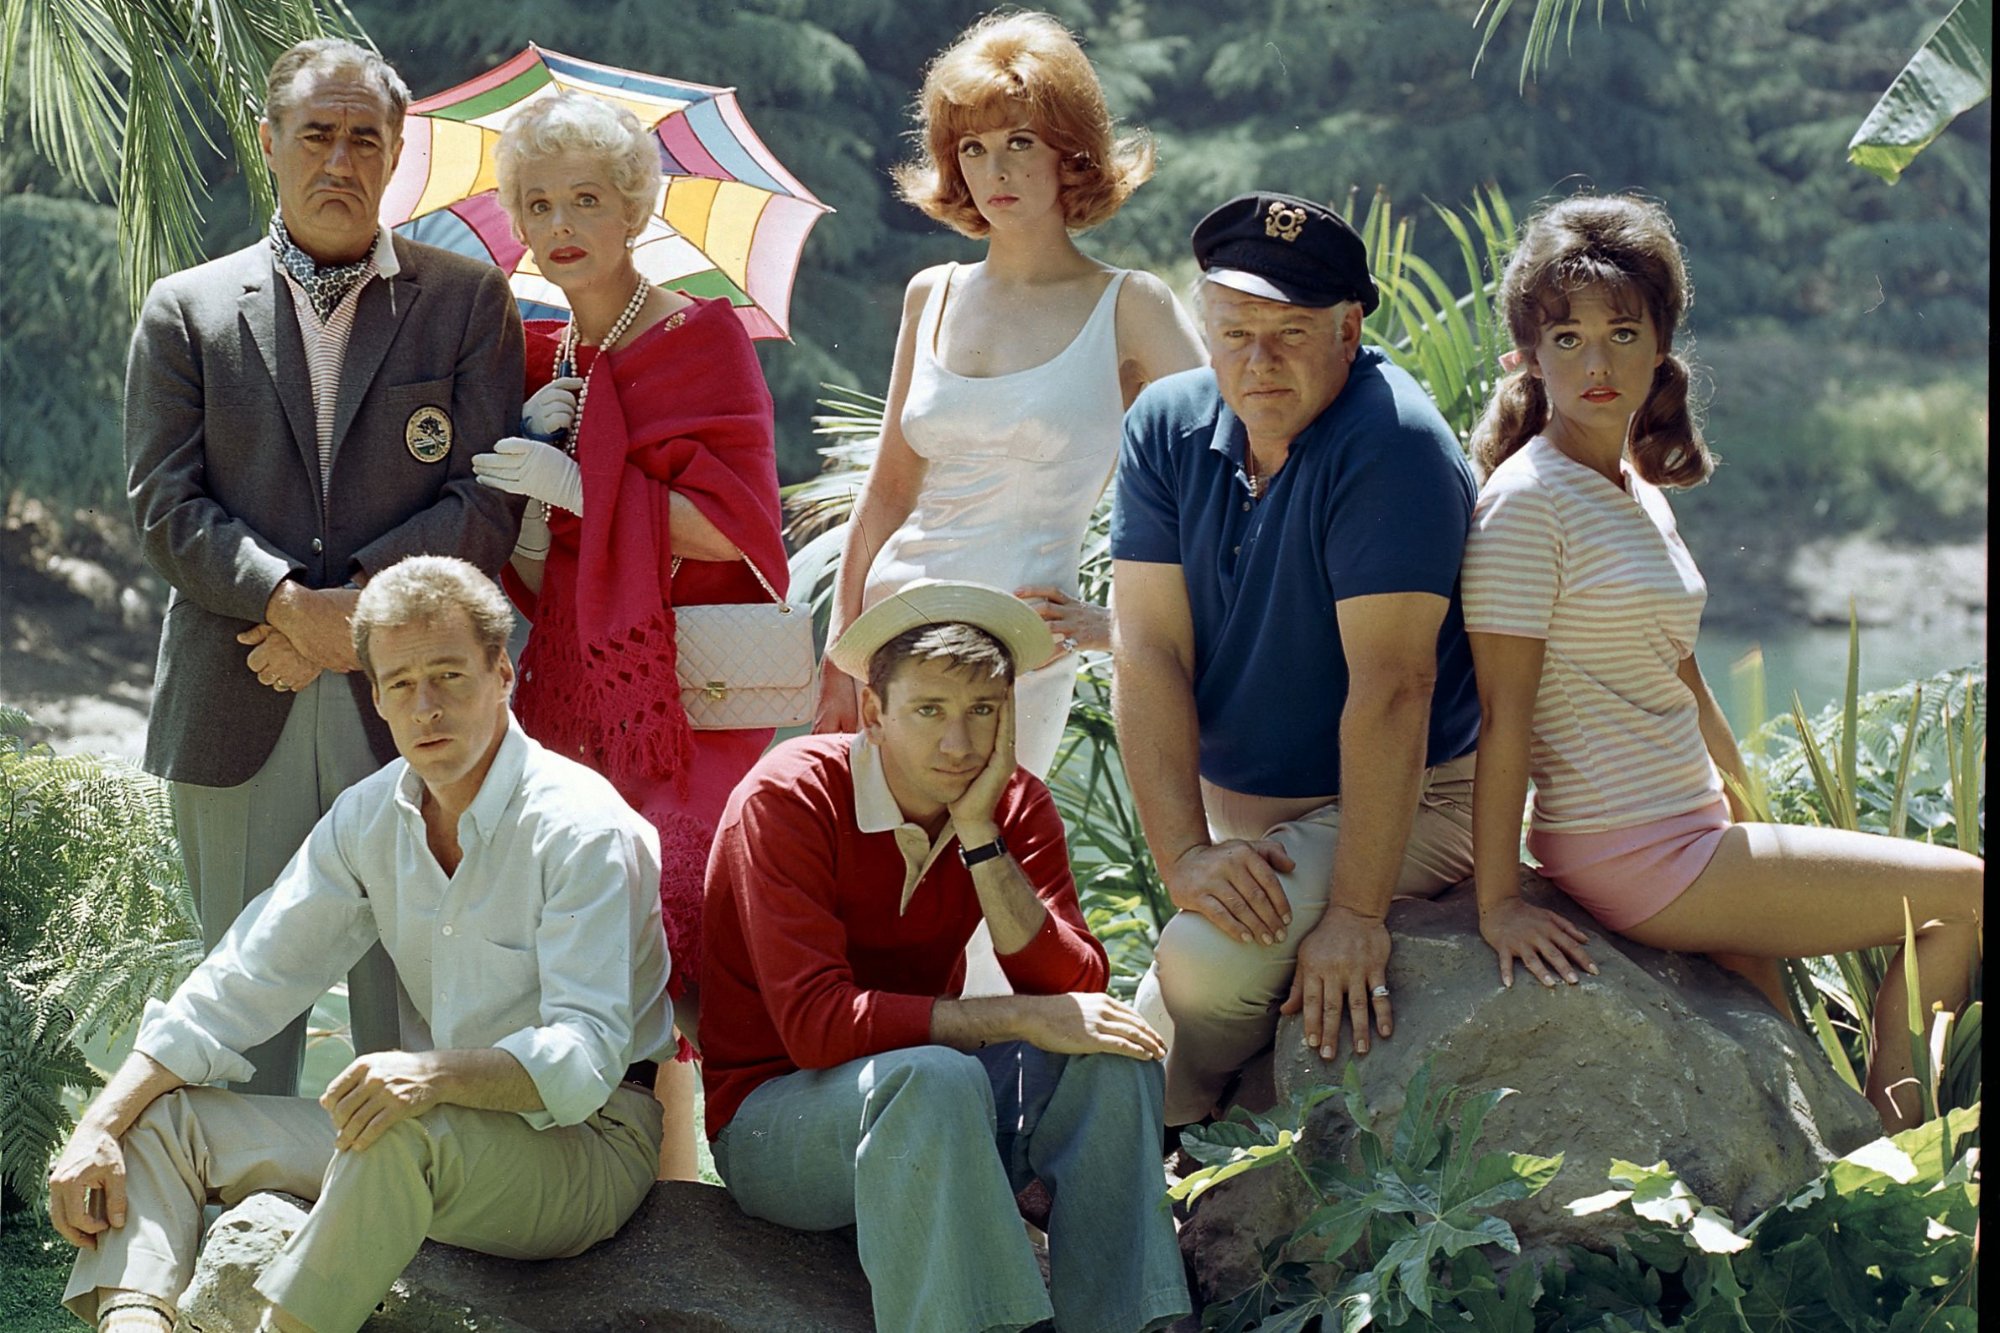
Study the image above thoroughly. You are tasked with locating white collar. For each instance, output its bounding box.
[849,733,957,913]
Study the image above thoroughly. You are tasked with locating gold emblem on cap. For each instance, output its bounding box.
[1265,201,1307,242]
[405,406,451,463]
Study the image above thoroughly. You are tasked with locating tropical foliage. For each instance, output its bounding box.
[1847,0,1995,183]
[1552,1108,1980,1330]
[0,707,201,1214]
[1721,636,1985,1126]
[1172,1065,1979,1330]
[0,0,361,309]
[1174,1061,1563,1331]
[1472,0,1994,186]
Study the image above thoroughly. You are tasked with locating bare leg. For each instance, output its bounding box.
[1622,823,1982,1132]
[654,989,702,1182]
[653,1058,701,1181]
[1705,951,1794,1019]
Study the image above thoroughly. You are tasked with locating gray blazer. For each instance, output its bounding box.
[126,235,527,787]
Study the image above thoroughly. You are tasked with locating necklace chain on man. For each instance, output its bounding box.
[542,274,652,521]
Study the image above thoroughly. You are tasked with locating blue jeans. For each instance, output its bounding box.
[713,1042,1189,1333]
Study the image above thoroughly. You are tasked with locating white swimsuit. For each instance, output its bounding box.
[864,264,1129,777]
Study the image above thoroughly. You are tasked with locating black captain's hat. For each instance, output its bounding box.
[1191,191,1380,313]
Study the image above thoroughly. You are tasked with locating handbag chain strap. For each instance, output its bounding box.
[669,555,791,613]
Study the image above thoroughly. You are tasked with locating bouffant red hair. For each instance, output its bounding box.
[892,12,1153,238]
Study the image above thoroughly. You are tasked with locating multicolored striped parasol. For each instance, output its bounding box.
[379,44,830,340]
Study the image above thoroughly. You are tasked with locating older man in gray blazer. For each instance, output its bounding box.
[127,37,525,1096]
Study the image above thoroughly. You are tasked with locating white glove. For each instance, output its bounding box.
[521,376,583,438]
[472,436,585,515]
[512,499,552,561]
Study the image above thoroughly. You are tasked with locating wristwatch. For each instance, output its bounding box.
[959,835,1008,868]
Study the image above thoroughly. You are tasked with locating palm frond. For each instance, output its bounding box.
[1470,0,1645,91]
[5,0,368,310]
[1848,0,1994,185]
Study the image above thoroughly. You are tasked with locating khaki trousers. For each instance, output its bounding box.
[64,1084,662,1333]
[170,675,402,1096]
[1135,752,1477,1124]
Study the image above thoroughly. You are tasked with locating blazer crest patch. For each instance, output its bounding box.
[406,406,452,463]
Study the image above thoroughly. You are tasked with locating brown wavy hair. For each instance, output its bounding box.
[892,11,1153,238]
[1472,194,1713,488]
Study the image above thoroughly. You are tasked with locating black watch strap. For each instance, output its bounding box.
[959,834,1008,867]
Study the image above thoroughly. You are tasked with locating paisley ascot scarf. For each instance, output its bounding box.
[268,214,375,321]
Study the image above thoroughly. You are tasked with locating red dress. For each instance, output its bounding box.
[503,296,788,1014]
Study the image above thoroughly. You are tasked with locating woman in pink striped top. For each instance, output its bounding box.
[1459,195,1981,1131]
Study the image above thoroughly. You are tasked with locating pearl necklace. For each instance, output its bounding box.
[554,273,653,447]
[542,274,651,521]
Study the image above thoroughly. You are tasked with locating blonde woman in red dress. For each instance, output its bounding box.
[473,91,788,1178]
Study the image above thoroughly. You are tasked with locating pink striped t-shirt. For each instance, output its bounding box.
[1461,435,1721,833]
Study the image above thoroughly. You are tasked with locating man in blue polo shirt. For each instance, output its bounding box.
[1111,191,1482,1126]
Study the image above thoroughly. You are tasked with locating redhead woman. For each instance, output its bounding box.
[471,92,788,1177]
[1459,194,1982,1132]
[812,10,1204,778]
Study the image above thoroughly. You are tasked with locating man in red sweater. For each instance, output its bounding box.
[700,580,1191,1333]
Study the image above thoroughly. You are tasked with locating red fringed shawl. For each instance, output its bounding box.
[504,297,789,792]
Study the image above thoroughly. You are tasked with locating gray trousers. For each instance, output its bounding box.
[63,1084,662,1332]
[714,1042,1190,1333]
[169,675,401,1096]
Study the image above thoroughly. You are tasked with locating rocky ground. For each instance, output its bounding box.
[2,499,158,760]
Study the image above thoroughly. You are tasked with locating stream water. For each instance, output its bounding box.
[1696,618,1986,738]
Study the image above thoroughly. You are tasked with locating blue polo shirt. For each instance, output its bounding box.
[1110,352,1481,798]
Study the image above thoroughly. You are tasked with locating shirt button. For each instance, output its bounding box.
[441,924,454,936]
[1242,501,1251,512]
[1233,545,1241,555]
[311,537,324,554]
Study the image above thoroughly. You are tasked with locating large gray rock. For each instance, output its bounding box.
[1179,873,1881,1306]
[177,1181,872,1332]
[177,1192,310,1332]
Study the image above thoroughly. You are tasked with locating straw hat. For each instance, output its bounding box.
[827,579,1054,681]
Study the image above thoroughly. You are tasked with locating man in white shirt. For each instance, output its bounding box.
[48,556,672,1333]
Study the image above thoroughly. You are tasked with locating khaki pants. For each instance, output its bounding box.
[1135,752,1476,1124]
[64,1084,662,1333]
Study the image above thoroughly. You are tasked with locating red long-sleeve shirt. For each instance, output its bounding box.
[699,734,1108,1138]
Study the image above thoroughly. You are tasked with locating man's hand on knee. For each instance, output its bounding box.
[1015,993,1169,1061]
[1164,841,1296,945]
[322,1051,441,1152]
[1280,906,1392,1060]
[48,1123,127,1248]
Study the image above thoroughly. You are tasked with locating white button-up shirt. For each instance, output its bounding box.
[136,720,674,1128]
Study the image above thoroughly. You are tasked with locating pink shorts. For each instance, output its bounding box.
[1527,797,1730,930]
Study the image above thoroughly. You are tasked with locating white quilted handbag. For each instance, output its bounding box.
[671,557,817,730]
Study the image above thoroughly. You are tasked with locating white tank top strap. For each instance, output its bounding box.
[1069,269,1127,365]
[919,262,959,360]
